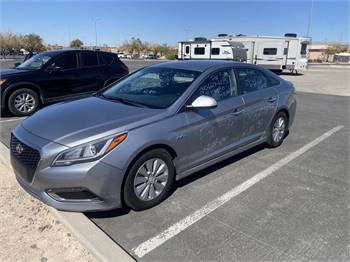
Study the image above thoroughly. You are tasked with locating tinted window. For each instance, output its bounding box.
[195,69,238,102]
[102,68,200,108]
[284,48,288,55]
[211,48,220,55]
[51,53,77,70]
[194,47,205,55]
[300,43,307,55]
[185,46,190,54]
[99,53,114,65]
[17,53,54,70]
[237,68,269,93]
[80,52,98,67]
[263,48,277,55]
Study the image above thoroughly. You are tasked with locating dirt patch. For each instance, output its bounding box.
[0,156,97,262]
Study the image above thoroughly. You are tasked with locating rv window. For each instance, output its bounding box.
[283,48,288,55]
[194,47,205,55]
[211,48,220,55]
[300,43,307,55]
[263,48,277,55]
[185,46,190,54]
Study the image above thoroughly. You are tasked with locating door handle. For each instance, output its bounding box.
[267,96,277,103]
[230,108,244,116]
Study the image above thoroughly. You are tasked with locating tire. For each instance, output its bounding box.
[123,149,175,210]
[266,111,288,148]
[8,88,39,116]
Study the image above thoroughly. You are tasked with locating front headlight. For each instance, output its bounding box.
[53,133,127,166]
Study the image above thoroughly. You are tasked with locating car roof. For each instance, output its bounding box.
[149,60,239,72]
[39,49,114,56]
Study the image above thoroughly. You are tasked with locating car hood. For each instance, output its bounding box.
[21,97,167,147]
[0,68,34,78]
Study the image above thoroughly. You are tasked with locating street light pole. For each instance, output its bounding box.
[94,18,101,49]
[306,0,314,37]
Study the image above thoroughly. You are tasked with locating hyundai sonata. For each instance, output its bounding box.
[11,60,296,211]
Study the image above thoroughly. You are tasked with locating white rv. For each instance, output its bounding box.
[178,34,311,72]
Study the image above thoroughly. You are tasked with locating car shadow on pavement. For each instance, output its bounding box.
[86,143,267,219]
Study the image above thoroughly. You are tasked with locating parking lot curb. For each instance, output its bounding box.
[0,141,135,262]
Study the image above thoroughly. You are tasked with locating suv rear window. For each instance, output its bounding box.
[99,53,114,65]
[80,52,98,67]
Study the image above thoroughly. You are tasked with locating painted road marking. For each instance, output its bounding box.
[132,125,344,258]
[0,117,25,123]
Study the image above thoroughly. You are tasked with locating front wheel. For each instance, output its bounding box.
[123,149,175,210]
[8,88,39,116]
[266,111,288,148]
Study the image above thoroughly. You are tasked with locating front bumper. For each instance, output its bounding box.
[11,125,125,212]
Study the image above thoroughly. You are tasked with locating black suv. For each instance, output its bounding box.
[0,49,129,116]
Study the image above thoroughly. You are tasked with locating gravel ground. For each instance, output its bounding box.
[0,150,97,262]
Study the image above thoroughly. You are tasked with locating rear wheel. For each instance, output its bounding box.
[266,111,288,148]
[123,149,175,210]
[8,88,39,116]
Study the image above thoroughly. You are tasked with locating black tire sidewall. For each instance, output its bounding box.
[8,88,39,116]
[123,149,175,211]
[267,111,288,148]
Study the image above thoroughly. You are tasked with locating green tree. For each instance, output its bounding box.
[22,33,45,52]
[69,39,84,48]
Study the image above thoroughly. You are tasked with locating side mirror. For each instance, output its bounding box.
[186,95,217,109]
[14,62,21,67]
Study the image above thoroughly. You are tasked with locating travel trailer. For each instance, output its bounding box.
[178,34,311,73]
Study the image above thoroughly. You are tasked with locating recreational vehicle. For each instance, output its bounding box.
[178,33,311,73]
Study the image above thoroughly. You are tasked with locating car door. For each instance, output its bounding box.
[75,52,104,94]
[39,52,79,101]
[177,68,245,172]
[236,67,278,143]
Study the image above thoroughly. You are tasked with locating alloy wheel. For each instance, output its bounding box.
[133,158,169,201]
[272,116,286,143]
[14,92,36,113]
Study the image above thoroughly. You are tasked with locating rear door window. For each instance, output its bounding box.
[237,68,269,94]
[99,53,114,65]
[80,52,98,67]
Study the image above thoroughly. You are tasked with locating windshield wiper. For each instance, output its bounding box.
[98,94,148,108]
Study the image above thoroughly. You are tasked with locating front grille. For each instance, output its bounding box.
[10,134,40,182]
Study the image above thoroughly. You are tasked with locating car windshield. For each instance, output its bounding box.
[17,53,55,70]
[101,67,200,108]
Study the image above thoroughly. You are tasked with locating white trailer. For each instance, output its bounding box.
[178,34,311,72]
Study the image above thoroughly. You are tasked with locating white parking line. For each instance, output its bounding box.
[132,125,344,258]
[0,117,25,123]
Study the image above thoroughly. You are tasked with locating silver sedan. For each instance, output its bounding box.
[11,60,296,212]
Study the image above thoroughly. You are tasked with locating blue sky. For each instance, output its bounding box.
[0,0,348,47]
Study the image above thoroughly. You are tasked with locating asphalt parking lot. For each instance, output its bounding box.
[0,64,349,261]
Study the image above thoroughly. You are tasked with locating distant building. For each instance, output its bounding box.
[309,43,349,63]
[309,44,328,62]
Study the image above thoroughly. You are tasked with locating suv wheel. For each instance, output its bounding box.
[123,149,175,210]
[8,88,39,116]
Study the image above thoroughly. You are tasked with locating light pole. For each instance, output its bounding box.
[94,18,101,49]
[306,0,314,37]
